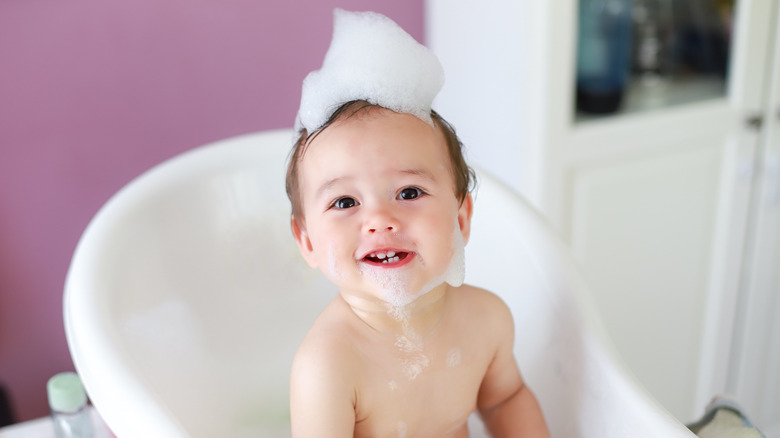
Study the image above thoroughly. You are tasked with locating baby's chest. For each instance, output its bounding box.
[353,345,488,437]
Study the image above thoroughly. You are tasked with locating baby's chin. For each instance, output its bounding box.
[360,253,465,309]
[355,265,414,307]
[381,285,428,308]
[364,268,453,309]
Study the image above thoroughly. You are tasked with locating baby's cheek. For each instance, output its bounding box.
[324,243,343,281]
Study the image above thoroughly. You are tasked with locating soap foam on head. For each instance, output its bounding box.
[296,9,445,133]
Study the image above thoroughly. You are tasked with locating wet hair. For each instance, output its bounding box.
[285,100,475,227]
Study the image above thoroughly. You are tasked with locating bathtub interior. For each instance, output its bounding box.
[64,129,695,437]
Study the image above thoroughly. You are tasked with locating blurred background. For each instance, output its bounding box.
[1,0,778,435]
[0,0,423,424]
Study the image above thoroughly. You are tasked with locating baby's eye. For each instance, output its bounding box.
[398,187,424,201]
[331,197,358,209]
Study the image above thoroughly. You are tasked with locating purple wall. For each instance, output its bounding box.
[0,0,424,422]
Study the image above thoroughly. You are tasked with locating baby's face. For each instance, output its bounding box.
[292,109,472,306]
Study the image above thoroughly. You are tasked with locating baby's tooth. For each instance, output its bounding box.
[370,253,376,258]
[379,256,400,264]
[377,252,387,259]
[387,251,396,258]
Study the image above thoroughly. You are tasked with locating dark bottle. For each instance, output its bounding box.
[576,0,635,114]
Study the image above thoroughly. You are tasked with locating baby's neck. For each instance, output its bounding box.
[340,284,450,338]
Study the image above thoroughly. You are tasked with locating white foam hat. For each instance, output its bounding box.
[295,9,445,133]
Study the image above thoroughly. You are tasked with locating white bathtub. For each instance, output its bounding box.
[64,129,695,437]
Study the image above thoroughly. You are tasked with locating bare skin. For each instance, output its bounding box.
[291,282,548,437]
[289,108,550,437]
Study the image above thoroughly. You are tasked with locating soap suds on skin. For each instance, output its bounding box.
[415,218,466,299]
[360,267,413,308]
[356,220,466,380]
[446,348,461,368]
[397,421,408,438]
[389,305,429,380]
[359,219,465,309]
[327,244,342,282]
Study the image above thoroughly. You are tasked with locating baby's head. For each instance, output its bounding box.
[287,9,457,227]
[284,9,475,305]
[285,100,475,229]
[285,100,475,307]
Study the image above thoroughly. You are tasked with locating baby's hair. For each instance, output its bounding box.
[285,100,476,226]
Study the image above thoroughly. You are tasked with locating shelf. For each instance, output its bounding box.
[576,75,727,124]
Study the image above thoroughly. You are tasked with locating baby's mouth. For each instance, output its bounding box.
[362,250,410,265]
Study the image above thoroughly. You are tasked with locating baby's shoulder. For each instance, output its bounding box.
[289,299,359,423]
[291,299,361,381]
[454,284,512,315]
[449,284,515,335]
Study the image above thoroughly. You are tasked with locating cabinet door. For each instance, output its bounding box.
[730,4,780,434]
[428,0,777,425]
[545,0,776,422]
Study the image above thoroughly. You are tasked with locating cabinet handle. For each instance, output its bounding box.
[746,114,764,130]
[765,152,780,205]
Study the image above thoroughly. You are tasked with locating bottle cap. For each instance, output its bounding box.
[47,372,88,413]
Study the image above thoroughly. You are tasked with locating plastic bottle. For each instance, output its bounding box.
[47,372,94,438]
[576,0,634,114]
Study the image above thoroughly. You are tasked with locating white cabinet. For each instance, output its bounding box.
[429,0,780,433]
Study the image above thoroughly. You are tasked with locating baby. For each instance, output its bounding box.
[286,10,550,438]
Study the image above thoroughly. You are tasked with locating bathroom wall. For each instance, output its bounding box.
[0,0,423,422]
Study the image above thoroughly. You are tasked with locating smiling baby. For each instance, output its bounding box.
[285,10,550,438]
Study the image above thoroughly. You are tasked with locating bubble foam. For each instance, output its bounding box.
[295,9,445,133]
[408,219,466,304]
[358,220,466,309]
[359,267,413,308]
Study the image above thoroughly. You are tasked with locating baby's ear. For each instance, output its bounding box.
[291,216,319,268]
[458,193,474,245]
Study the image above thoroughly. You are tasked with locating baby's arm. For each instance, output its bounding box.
[476,297,551,437]
[289,333,356,437]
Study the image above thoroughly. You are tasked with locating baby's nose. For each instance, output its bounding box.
[367,224,395,233]
[363,208,400,234]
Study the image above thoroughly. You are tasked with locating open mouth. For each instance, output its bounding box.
[362,250,411,265]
